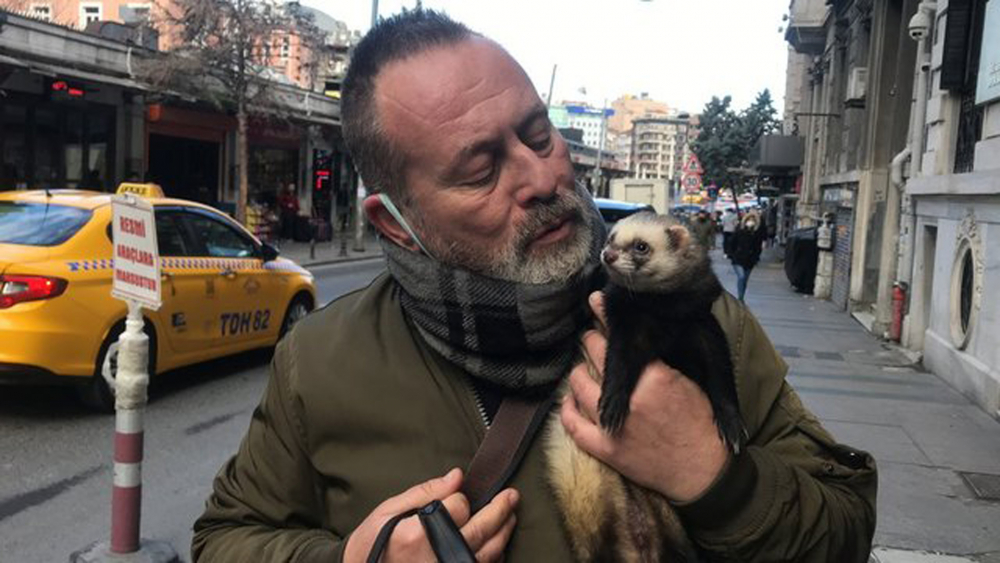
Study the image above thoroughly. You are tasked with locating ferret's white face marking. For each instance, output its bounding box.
[601,213,694,292]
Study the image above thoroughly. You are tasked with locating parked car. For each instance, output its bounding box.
[0,184,316,410]
[594,197,655,225]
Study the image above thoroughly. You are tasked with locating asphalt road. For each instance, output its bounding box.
[0,258,386,563]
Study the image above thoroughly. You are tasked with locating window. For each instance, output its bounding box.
[30,4,51,21]
[183,211,256,258]
[120,4,151,24]
[80,3,102,28]
[280,36,291,60]
[0,202,92,246]
[154,210,191,257]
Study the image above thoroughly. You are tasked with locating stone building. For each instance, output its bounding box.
[784,0,920,336]
[630,114,692,185]
[898,0,1000,416]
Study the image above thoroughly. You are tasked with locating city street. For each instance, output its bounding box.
[0,258,386,563]
[2,250,1000,562]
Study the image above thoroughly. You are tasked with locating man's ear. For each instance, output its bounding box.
[363,194,421,252]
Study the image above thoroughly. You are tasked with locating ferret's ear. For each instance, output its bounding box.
[666,225,689,249]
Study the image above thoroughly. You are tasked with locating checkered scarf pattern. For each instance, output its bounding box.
[382,206,606,391]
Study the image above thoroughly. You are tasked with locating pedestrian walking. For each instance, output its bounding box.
[689,209,715,251]
[730,210,765,302]
[193,10,876,563]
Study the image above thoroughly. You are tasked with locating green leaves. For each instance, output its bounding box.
[690,90,780,196]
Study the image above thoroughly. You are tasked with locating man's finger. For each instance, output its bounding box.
[561,393,611,460]
[440,491,471,527]
[588,291,608,334]
[380,468,463,515]
[461,489,519,550]
[580,330,607,375]
[474,514,517,563]
[567,365,601,423]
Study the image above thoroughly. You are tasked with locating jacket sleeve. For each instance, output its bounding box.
[192,337,346,563]
[675,298,878,562]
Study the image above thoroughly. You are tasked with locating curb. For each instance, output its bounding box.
[301,253,385,269]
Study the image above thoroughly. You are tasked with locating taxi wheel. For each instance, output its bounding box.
[279,294,314,339]
[78,320,157,413]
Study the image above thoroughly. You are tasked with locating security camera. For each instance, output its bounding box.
[909,10,931,41]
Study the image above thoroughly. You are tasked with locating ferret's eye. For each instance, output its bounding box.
[634,241,650,254]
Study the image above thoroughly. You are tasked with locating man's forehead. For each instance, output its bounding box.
[374,38,533,133]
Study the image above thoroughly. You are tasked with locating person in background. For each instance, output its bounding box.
[722,207,739,257]
[690,209,715,252]
[277,183,299,241]
[729,209,765,302]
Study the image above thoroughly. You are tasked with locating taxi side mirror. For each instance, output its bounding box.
[260,243,279,262]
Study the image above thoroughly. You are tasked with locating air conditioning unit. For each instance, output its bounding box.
[846,67,867,107]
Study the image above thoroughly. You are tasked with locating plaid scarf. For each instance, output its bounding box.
[382,206,606,391]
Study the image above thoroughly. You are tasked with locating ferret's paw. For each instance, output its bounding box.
[598,390,629,435]
[715,409,748,455]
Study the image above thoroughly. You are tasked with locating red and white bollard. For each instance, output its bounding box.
[70,301,177,563]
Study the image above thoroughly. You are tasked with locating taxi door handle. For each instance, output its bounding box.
[219,267,237,279]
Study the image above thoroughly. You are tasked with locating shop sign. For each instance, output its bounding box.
[977,0,1000,104]
[111,195,161,310]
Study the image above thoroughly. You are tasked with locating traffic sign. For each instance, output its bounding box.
[111,195,161,310]
[682,174,703,191]
[682,153,703,176]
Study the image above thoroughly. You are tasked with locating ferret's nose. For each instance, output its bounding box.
[602,249,619,264]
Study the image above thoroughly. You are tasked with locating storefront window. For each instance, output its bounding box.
[249,147,299,207]
[85,111,111,191]
[1,104,28,190]
[65,111,85,189]
[34,107,60,191]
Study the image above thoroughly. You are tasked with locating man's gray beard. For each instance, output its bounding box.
[415,186,595,285]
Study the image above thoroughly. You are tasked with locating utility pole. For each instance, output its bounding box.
[593,98,608,197]
[352,0,380,253]
[546,64,557,109]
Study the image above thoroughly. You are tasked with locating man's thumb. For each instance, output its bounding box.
[388,468,464,513]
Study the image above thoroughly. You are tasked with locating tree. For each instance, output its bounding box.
[740,89,781,149]
[691,90,781,200]
[144,0,325,223]
[690,96,743,191]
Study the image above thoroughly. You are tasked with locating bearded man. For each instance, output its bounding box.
[193,10,876,563]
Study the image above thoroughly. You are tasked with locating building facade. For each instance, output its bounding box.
[784,0,919,335]
[899,0,1000,416]
[0,10,351,238]
[608,93,670,134]
[785,0,1000,417]
[630,115,692,186]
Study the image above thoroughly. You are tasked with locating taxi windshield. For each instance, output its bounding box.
[0,201,93,246]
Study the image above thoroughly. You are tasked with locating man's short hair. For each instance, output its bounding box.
[342,9,476,206]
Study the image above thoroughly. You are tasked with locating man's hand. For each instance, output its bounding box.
[343,468,519,563]
[560,293,730,503]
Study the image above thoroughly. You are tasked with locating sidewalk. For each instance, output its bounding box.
[273,230,384,268]
[714,247,1000,561]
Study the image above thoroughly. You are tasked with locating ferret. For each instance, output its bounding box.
[598,212,746,449]
[544,212,745,562]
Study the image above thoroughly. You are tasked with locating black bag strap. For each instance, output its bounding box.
[366,392,554,562]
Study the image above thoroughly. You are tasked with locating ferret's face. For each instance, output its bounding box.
[601,214,695,292]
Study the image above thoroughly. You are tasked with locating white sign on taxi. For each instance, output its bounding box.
[111,195,161,310]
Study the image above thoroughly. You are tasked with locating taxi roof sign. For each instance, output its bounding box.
[116,183,165,198]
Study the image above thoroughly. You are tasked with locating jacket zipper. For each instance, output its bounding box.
[468,380,490,428]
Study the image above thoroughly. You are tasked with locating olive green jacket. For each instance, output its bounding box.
[192,274,877,562]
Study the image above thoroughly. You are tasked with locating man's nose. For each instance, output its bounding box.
[511,146,560,206]
[602,249,619,264]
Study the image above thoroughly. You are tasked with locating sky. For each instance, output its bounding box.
[304,0,792,115]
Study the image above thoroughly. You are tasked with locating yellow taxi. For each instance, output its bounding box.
[0,184,316,410]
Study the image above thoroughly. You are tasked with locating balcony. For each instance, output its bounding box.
[785,0,828,55]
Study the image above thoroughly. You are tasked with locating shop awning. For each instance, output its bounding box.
[0,53,29,69]
[25,60,149,92]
